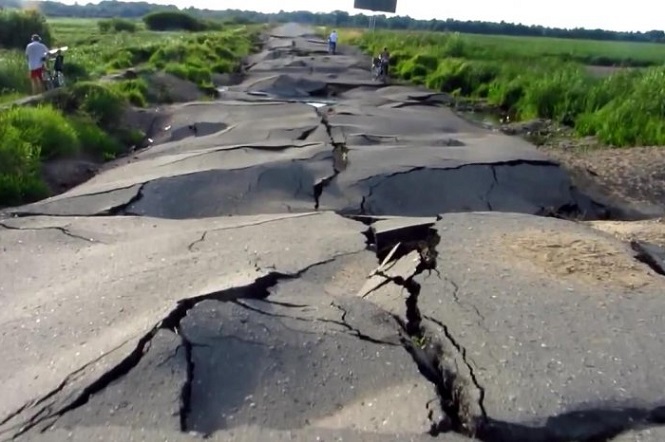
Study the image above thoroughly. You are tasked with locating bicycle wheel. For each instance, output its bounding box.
[56,72,65,87]
[41,73,52,91]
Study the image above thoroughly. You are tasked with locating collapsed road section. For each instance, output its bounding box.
[1,23,665,442]
[3,27,619,221]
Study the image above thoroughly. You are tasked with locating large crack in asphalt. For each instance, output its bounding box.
[4,28,665,442]
[1,253,363,440]
[357,218,482,436]
[354,160,611,221]
[312,105,348,210]
[351,215,665,442]
[0,221,97,243]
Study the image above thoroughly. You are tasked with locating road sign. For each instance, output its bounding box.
[353,0,397,13]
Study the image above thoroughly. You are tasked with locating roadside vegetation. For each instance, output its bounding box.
[0,10,259,207]
[342,29,665,148]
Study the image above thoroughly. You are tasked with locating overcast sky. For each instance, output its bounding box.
[57,0,660,32]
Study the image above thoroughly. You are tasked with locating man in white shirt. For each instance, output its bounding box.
[25,34,49,95]
[328,30,338,55]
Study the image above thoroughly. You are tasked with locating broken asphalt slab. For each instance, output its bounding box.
[2,22,665,442]
[362,212,665,441]
[4,29,610,220]
[0,211,368,437]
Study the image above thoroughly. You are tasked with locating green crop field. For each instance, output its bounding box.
[0,11,260,207]
[337,27,665,66]
[335,28,665,148]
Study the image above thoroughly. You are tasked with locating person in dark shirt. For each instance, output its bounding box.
[53,50,64,73]
[379,47,390,77]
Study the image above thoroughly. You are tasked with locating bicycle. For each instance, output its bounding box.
[371,57,388,82]
[40,47,67,91]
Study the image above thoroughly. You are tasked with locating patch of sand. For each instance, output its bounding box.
[545,146,665,215]
[587,219,665,247]
[503,229,657,289]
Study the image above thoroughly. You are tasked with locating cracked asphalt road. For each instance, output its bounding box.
[1,23,664,442]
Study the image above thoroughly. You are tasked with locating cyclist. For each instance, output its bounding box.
[377,47,390,79]
[328,30,338,55]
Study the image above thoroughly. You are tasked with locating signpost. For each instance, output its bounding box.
[353,0,397,30]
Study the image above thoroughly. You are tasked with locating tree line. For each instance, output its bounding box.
[0,0,664,44]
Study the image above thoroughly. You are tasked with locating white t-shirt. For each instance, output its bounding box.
[329,32,338,43]
[25,41,49,70]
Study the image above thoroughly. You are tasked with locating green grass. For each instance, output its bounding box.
[340,27,665,66]
[343,29,665,147]
[1,17,257,99]
[0,15,257,208]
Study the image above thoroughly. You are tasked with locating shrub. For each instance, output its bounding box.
[1,106,80,160]
[0,53,29,95]
[0,122,48,207]
[0,9,52,50]
[69,116,124,160]
[0,104,130,206]
[425,59,500,96]
[59,82,127,128]
[142,11,207,31]
[98,18,138,34]
[109,79,149,107]
[164,63,211,86]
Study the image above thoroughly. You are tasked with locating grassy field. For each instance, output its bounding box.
[0,17,258,100]
[336,27,665,66]
[334,28,665,148]
[0,14,259,207]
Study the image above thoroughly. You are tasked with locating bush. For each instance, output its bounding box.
[0,104,129,207]
[98,18,138,34]
[1,106,80,160]
[0,122,48,207]
[69,116,124,160]
[164,63,212,86]
[108,79,148,107]
[0,9,52,50]
[0,53,29,95]
[142,11,207,31]
[51,82,127,129]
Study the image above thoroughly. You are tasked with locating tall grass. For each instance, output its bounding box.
[0,17,258,207]
[349,29,665,147]
[0,18,256,97]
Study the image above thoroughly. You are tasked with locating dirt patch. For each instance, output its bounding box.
[587,219,665,247]
[502,229,658,289]
[544,145,665,218]
[41,158,99,195]
[147,72,206,103]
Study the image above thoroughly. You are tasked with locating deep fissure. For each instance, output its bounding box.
[359,217,665,442]
[7,273,289,438]
[359,219,476,437]
[5,24,665,442]
[631,240,665,276]
[311,105,348,210]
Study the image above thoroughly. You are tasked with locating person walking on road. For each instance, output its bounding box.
[25,34,49,95]
[379,47,390,79]
[328,29,338,55]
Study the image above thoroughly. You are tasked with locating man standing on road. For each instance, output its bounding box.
[380,47,390,78]
[328,29,338,55]
[25,34,49,95]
